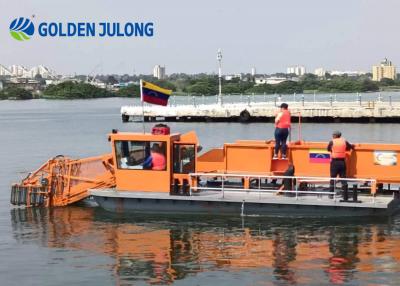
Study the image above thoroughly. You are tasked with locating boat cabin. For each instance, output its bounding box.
[109,126,198,193]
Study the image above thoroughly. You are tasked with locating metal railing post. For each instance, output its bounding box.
[221,175,225,198]
[295,183,298,200]
[352,184,358,202]
[301,94,304,106]
[189,175,192,196]
[333,179,336,199]
[342,183,348,201]
[330,94,333,107]
[333,180,336,201]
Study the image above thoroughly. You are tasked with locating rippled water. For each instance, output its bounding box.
[1,98,400,285]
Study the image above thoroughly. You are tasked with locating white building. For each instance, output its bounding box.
[0,64,56,78]
[153,65,166,80]
[251,67,256,76]
[255,76,290,85]
[28,65,55,78]
[0,64,12,76]
[330,70,367,76]
[287,65,306,76]
[225,74,242,81]
[9,65,29,77]
[314,68,325,77]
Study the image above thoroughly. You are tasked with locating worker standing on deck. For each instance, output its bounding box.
[327,131,354,195]
[274,103,291,159]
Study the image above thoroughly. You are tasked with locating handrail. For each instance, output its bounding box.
[188,172,377,202]
[189,172,376,183]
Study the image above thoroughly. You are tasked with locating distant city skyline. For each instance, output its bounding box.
[0,63,373,78]
[1,0,399,75]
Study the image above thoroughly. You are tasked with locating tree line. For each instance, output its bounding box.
[1,73,400,100]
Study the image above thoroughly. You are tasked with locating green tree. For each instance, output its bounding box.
[106,75,118,85]
[222,82,254,94]
[42,81,113,99]
[274,81,303,94]
[116,84,140,97]
[246,84,275,94]
[152,80,177,91]
[0,87,33,100]
[301,74,320,91]
[186,82,217,95]
[380,78,395,86]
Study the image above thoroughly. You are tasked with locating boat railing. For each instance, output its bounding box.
[188,173,377,203]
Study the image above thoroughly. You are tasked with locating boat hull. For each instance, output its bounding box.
[90,190,400,218]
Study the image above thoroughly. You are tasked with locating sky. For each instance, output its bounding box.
[0,0,399,75]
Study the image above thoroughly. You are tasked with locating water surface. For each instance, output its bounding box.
[1,98,400,285]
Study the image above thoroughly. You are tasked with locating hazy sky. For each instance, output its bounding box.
[1,0,399,75]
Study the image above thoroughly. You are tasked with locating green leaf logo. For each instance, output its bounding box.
[10,17,35,41]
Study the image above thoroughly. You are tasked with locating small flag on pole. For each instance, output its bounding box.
[140,80,172,106]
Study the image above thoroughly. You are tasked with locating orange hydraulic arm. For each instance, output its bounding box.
[10,154,116,207]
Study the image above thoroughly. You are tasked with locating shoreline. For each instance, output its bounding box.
[2,90,400,100]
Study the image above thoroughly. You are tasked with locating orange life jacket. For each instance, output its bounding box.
[276,110,291,128]
[331,138,346,159]
[151,152,166,170]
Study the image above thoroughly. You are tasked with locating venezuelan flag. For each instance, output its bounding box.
[140,80,172,106]
[309,148,330,163]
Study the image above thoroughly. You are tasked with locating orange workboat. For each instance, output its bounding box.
[10,124,400,217]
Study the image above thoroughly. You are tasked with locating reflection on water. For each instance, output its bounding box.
[10,206,400,285]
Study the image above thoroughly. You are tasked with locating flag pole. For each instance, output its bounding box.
[140,79,145,134]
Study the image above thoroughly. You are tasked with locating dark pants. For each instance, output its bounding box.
[329,159,347,191]
[274,128,289,156]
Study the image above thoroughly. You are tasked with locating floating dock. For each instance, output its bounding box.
[121,101,400,123]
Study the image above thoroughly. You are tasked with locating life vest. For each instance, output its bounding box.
[151,152,166,170]
[276,110,291,128]
[331,138,346,159]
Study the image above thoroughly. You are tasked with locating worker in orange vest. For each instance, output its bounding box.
[274,103,291,159]
[327,131,354,196]
[150,143,166,170]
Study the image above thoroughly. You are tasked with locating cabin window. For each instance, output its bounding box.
[173,144,195,174]
[115,140,167,171]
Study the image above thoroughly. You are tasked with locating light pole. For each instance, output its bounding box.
[217,49,222,104]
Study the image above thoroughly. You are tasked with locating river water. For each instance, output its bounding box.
[1,98,400,285]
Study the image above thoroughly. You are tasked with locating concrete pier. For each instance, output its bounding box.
[121,101,400,123]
